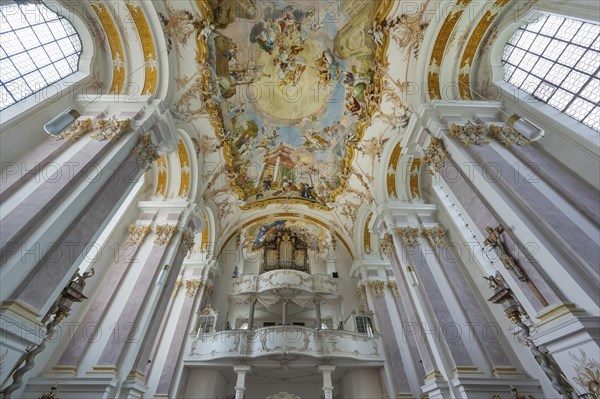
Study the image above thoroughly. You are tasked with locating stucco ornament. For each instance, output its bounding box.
[91,116,132,141]
[133,132,160,170]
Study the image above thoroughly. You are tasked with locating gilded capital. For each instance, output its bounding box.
[368,281,386,297]
[179,229,196,256]
[423,227,447,247]
[154,224,178,245]
[397,227,420,248]
[185,279,202,297]
[449,122,488,146]
[488,124,530,146]
[127,223,152,244]
[171,279,183,297]
[58,118,94,141]
[379,233,395,255]
[388,281,400,297]
[422,137,446,173]
[91,116,132,141]
[133,132,160,170]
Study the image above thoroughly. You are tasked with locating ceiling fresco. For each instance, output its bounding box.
[200,0,393,208]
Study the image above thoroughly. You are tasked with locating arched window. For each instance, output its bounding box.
[0,2,82,111]
[502,14,599,131]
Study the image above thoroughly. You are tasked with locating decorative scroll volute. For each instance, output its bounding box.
[127,224,152,244]
[154,224,178,245]
[397,227,420,248]
[423,227,447,247]
[368,281,385,297]
[185,279,202,297]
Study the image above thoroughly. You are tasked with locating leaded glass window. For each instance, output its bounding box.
[0,2,82,110]
[502,14,599,131]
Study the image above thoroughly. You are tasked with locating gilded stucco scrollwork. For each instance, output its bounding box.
[423,227,447,247]
[179,229,196,256]
[387,1,431,59]
[185,279,203,297]
[449,122,488,146]
[154,224,178,245]
[91,117,132,141]
[126,223,152,244]
[133,132,160,171]
[488,125,530,146]
[57,118,93,141]
[397,227,421,248]
[379,233,395,255]
[422,137,446,174]
[368,281,385,297]
[387,281,399,297]
[172,279,183,297]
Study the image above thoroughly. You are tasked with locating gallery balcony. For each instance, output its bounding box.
[185,325,384,363]
[230,270,338,297]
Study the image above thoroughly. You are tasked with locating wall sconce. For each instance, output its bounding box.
[507,114,544,141]
[156,265,169,285]
[43,109,80,136]
[407,266,419,287]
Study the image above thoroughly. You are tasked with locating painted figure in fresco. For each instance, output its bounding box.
[253,220,287,249]
[300,183,316,200]
[263,174,273,191]
[314,51,339,86]
[257,21,277,54]
[278,12,296,34]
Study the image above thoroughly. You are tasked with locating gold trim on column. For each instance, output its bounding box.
[453,366,483,375]
[491,367,522,376]
[49,365,78,375]
[125,1,158,95]
[535,303,583,328]
[0,300,42,324]
[88,366,119,375]
[91,3,126,94]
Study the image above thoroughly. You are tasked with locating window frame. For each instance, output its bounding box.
[0,0,94,129]
[500,13,599,132]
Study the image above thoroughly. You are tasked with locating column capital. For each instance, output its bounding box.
[233,365,252,373]
[318,365,336,373]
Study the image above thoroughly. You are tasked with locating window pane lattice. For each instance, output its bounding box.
[502,14,600,132]
[0,3,82,110]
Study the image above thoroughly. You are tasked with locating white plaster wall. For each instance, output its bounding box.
[339,369,383,399]
[184,369,231,399]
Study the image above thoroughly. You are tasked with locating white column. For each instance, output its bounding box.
[318,365,336,399]
[233,365,251,399]
[282,298,289,325]
[248,296,257,330]
[314,296,322,330]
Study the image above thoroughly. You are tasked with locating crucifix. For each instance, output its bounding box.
[484,224,548,306]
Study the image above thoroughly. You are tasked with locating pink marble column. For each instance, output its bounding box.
[388,251,435,377]
[95,229,180,368]
[130,248,187,377]
[0,139,115,259]
[440,157,564,311]
[403,243,476,368]
[0,138,71,202]
[371,293,412,395]
[56,216,154,368]
[6,153,142,315]
[153,268,199,395]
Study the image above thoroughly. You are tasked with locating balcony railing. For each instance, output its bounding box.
[186,326,383,362]
[231,270,338,296]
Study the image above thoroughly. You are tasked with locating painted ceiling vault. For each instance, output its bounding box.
[155,0,503,246]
